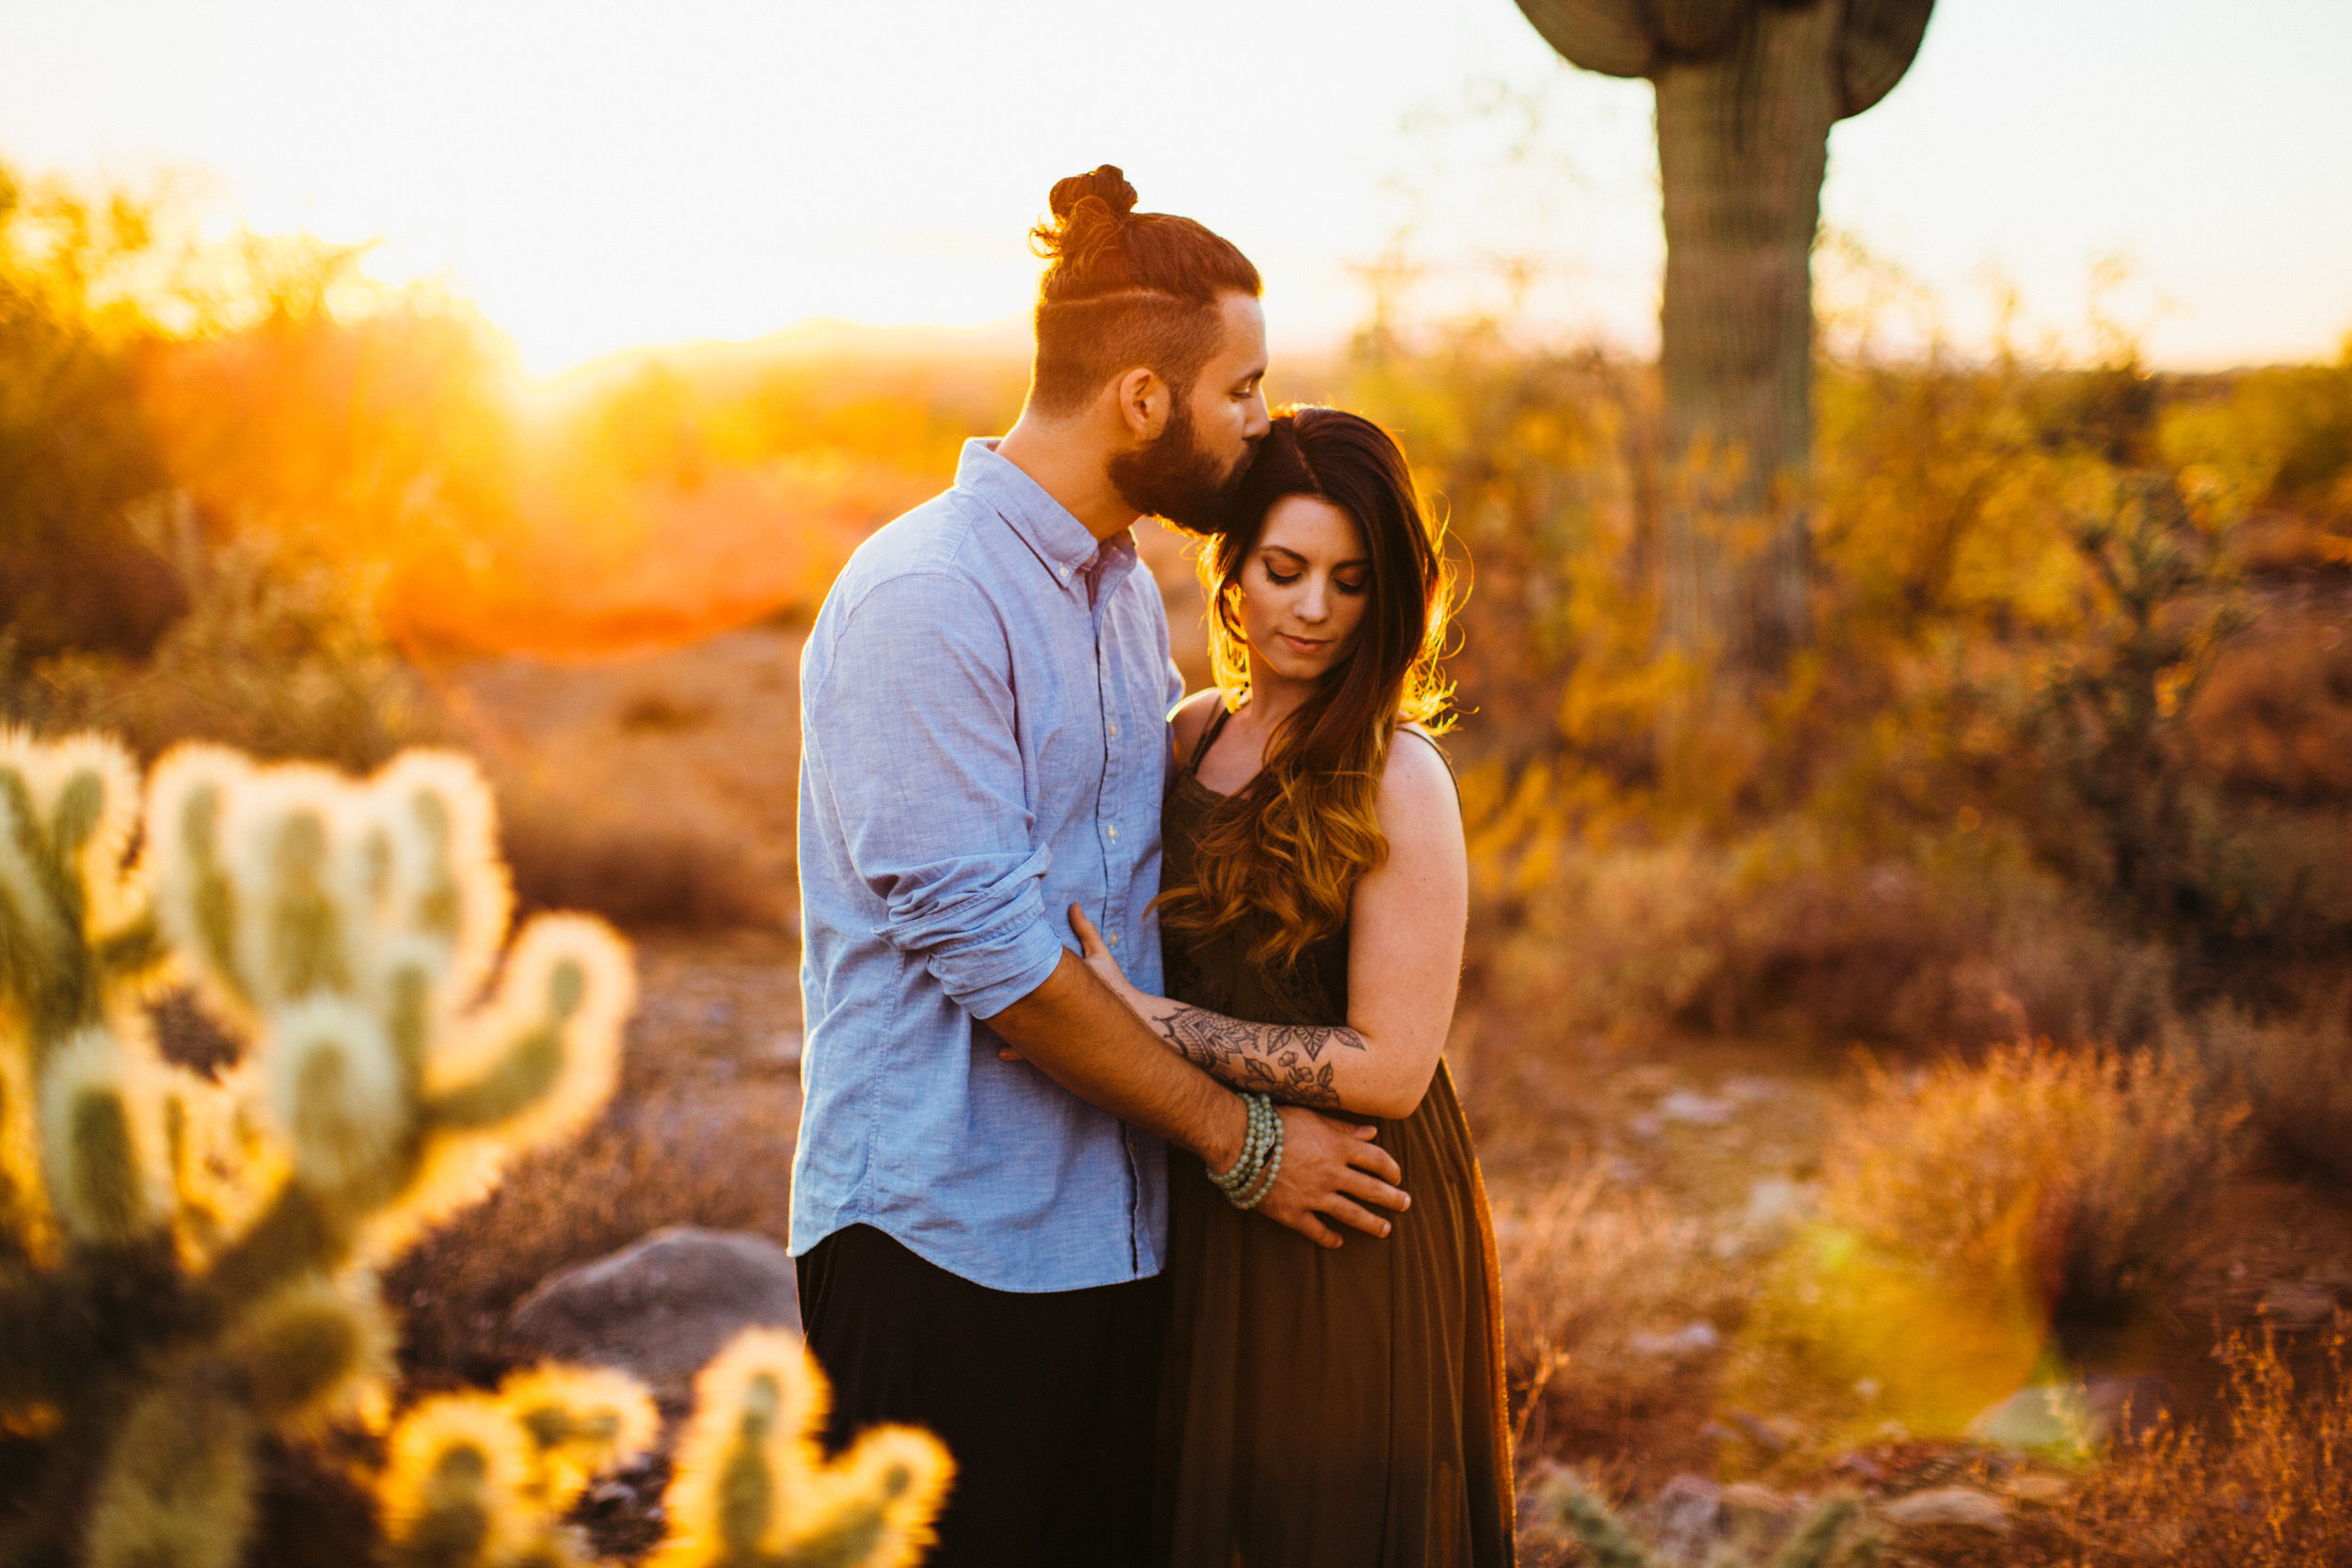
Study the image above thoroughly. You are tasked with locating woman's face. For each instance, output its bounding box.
[1233,494,1372,687]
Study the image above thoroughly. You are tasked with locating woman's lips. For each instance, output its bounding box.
[1279,633,1328,655]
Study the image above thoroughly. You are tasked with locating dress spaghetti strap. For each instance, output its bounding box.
[1186,703,1235,778]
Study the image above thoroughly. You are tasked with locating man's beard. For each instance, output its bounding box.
[1108,398,1253,531]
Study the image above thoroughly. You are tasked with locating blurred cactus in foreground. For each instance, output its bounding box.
[377,1326,950,1568]
[0,730,631,1566]
[1529,1467,1881,1568]
[648,1328,951,1568]
[1,727,950,1567]
[379,1365,660,1568]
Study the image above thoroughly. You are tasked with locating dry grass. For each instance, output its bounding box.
[1495,1166,1728,1481]
[2006,1321,2352,1568]
[2185,989,2352,1183]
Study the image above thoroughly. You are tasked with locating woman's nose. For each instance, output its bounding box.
[1299,578,1329,622]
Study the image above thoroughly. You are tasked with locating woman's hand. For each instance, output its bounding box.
[997,905,1164,1062]
[1067,904,1158,1019]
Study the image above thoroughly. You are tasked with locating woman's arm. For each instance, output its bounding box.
[1075,733,1467,1119]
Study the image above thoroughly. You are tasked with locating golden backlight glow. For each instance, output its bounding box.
[4,0,2347,376]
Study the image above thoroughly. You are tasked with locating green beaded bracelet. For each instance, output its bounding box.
[1207,1091,1283,1212]
[1208,1090,1279,1203]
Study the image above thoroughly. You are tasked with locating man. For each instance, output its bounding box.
[790,166,1411,1565]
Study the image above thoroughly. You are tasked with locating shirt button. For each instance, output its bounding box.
[1105,824,1120,841]
[1107,931,1120,948]
[1107,721,1120,737]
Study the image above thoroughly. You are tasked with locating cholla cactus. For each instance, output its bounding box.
[650,1328,952,1568]
[1530,1468,1881,1568]
[0,731,635,1568]
[376,1330,952,1568]
[380,1365,661,1568]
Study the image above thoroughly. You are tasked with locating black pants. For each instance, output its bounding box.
[795,1224,1168,1568]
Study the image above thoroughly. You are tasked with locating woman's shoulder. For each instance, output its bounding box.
[1168,689,1228,766]
[1378,724,1460,822]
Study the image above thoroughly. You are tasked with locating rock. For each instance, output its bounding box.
[1645,1474,1724,1567]
[1880,1485,2011,1532]
[2081,1374,2172,1442]
[1968,1384,2092,1453]
[1725,1409,1795,1456]
[504,1227,802,1417]
[1969,1375,2170,1452]
[2259,1281,2341,1330]
[1629,1322,1722,1357]
[1720,1481,1795,1517]
[1741,1177,1819,1231]
[2002,1473,2072,1505]
[1657,1090,1737,1126]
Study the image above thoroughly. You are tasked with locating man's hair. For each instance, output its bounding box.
[1026,166,1262,417]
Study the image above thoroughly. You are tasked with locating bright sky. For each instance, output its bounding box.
[3,0,2345,375]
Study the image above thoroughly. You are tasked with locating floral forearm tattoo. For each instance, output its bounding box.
[1152,1006,1367,1112]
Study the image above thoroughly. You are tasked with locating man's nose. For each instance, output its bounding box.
[1244,391,1271,441]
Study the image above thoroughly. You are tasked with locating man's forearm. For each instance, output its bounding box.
[1141,1002,1367,1113]
[983,950,1248,1170]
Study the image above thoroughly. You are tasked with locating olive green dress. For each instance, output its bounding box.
[1153,711,1516,1567]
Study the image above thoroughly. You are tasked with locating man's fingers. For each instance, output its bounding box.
[1342,1168,1410,1212]
[1319,1194,1394,1240]
[1344,1139,1404,1186]
[1068,903,1107,958]
[1269,1204,1343,1248]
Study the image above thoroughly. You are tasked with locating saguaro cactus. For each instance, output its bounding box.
[1513,0,1935,672]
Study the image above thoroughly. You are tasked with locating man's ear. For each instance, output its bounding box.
[1112,366,1170,441]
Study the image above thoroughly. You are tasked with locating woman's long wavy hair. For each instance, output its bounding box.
[1158,406,1456,968]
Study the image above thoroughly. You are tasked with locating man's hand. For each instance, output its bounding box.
[1254,1107,1408,1248]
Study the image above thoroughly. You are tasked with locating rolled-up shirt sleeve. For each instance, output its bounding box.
[807,569,1066,1019]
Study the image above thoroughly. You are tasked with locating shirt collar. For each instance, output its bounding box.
[957,437,1135,591]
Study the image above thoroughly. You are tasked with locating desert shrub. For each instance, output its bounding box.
[498,784,784,931]
[0,163,186,657]
[2183,988,2352,1182]
[1494,1168,1719,1458]
[2026,1322,2352,1568]
[1726,1045,2242,1447]
[3,498,441,772]
[1821,1045,2235,1351]
[1478,819,2170,1050]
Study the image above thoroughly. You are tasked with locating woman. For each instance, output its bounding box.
[1072,407,1513,1565]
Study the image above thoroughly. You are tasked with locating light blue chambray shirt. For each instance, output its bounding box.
[789,438,1185,1292]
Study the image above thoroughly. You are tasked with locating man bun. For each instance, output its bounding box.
[1032,165,1139,269]
[1049,165,1139,221]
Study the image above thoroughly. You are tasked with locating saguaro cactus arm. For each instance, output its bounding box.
[1514,0,1655,76]
[1513,0,1931,116]
[1837,0,1936,115]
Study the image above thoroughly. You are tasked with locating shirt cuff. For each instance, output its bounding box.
[939,916,1069,1021]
